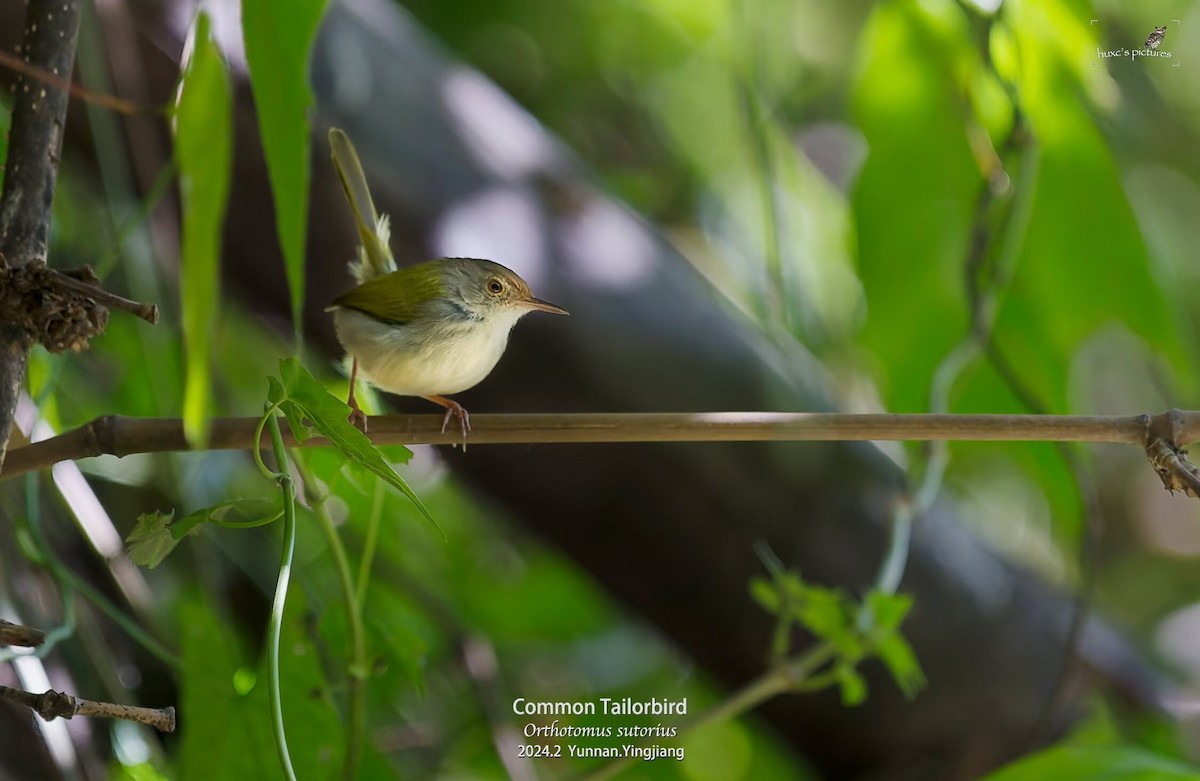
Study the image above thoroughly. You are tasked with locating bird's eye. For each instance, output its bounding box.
[487,278,504,294]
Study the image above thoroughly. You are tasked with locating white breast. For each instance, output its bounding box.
[333,307,525,398]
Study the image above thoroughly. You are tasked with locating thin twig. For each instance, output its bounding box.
[0,410,1174,480]
[0,684,175,731]
[47,268,159,324]
[0,47,157,116]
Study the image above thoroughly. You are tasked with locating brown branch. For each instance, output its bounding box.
[48,266,159,324]
[0,47,158,116]
[1145,409,1200,496]
[0,684,175,732]
[0,0,83,470]
[0,619,45,647]
[0,410,1171,481]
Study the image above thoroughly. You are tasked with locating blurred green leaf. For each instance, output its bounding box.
[125,511,179,569]
[126,498,281,568]
[851,1,981,412]
[179,590,344,781]
[242,0,329,345]
[872,630,924,700]
[178,596,279,781]
[982,744,1200,781]
[834,663,867,707]
[174,12,232,448]
[865,591,912,632]
[269,358,436,531]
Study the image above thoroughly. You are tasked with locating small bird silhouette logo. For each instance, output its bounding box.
[1145,25,1167,50]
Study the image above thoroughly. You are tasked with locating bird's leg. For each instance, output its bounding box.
[425,395,470,444]
[346,358,368,432]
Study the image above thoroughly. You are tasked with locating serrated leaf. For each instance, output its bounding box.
[174,12,232,448]
[273,358,437,532]
[126,511,179,568]
[269,376,313,445]
[243,0,330,346]
[126,498,281,568]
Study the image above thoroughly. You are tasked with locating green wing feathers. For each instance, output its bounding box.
[331,265,445,325]
[329,128,395,282]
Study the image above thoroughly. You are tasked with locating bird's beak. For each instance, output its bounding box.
[521,297,569,316]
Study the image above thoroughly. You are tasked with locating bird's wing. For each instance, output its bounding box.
[330,264,445,324]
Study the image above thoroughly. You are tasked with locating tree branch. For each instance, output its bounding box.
[0,409,1179,480]
[0,684,175,732]
[0,619,45,647]
[0,0,83,470]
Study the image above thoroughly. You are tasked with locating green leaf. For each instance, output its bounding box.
[126,498,282,568]
[865,590,914,632]
[835,663,867,706]
[271,358,437,531]
[796,585,854,651]
[178,590,344,781]
[178,596,278,781]
[126,511,179,569]
[242,0,330,346]
[748,577,781,612]
[874,633,925,699]
[174,12,232,448]
[982,745,1200,781]
[267,376,313,445]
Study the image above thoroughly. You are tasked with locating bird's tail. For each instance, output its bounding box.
[329,128,395,283]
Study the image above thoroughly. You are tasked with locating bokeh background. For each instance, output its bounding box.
[4,0,1200,779]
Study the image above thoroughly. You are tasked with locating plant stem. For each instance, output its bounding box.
[291,453,367,781]
[355,480,386,609]
[266,412,299,781]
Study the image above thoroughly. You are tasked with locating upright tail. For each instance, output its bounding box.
[328,128,395,283]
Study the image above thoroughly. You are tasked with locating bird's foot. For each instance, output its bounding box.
[428,396,470,449]
[347,398,368,433]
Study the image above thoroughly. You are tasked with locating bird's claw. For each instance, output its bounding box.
[439,403,470,448]
[348,401,368,433]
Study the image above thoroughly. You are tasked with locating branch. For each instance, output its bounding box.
[0,684,175,732]
[0,0,83,470]
[0,619,45,647]
[0,47,157,116]
[0,409,1174,480]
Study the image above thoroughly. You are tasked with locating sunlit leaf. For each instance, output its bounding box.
[243,0,330,345]
[174,12,232,448]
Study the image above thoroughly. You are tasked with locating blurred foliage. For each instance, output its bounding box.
[174,12,233,448]
[7,0,1200,778]
[242,0,330,346]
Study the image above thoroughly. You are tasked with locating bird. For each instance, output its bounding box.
[1145,25,1166,50]
[325,129,567,438]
